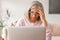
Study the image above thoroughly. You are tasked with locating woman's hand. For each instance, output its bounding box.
[39,10,47,27]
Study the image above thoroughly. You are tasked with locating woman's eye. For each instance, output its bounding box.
[36,12,39,14]
[31,11,34,13]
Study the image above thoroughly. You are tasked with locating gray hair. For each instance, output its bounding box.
[30,1,44,12]
[24,1,44,21]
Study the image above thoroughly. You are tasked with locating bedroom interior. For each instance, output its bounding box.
[0,0,60,40]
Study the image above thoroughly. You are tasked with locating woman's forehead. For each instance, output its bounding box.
[31,7,41,12]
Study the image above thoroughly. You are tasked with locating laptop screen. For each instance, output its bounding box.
[7,26,46,40]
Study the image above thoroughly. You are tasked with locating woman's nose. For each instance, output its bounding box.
[32,14,36,17]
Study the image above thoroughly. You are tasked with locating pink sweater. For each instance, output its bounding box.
[16,18,52,40]
[2,18,52,40]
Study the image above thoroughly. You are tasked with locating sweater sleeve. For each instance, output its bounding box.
[16,18,25,27]
[46,24,52,40]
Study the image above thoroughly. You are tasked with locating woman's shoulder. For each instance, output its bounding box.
[17,17,25,22]
[16,17,26,26]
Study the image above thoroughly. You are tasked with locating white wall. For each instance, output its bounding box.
[1,0,60,25]
[0,0,1,36]
[0,0,1,19]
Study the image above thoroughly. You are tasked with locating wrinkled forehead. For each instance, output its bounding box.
[31,7,42,12]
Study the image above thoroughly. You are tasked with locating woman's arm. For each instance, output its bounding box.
[39,9,47,27]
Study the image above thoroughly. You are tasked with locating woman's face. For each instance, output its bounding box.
[29,7,40,22]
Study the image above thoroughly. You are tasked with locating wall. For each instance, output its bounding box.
[0,0,2,37]
[1,0,60,25]
[0,0,1,19]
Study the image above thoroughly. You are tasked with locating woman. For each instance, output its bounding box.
[16,1,47,27]
[2,1,52,40]
[16,1,52,40]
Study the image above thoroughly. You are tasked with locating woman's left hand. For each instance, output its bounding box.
[39,10,47,27]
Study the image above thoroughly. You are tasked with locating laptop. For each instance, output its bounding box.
[7,26,46,40]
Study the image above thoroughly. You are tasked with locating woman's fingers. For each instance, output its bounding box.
[39,10,45,20]
[39,10,47,27]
